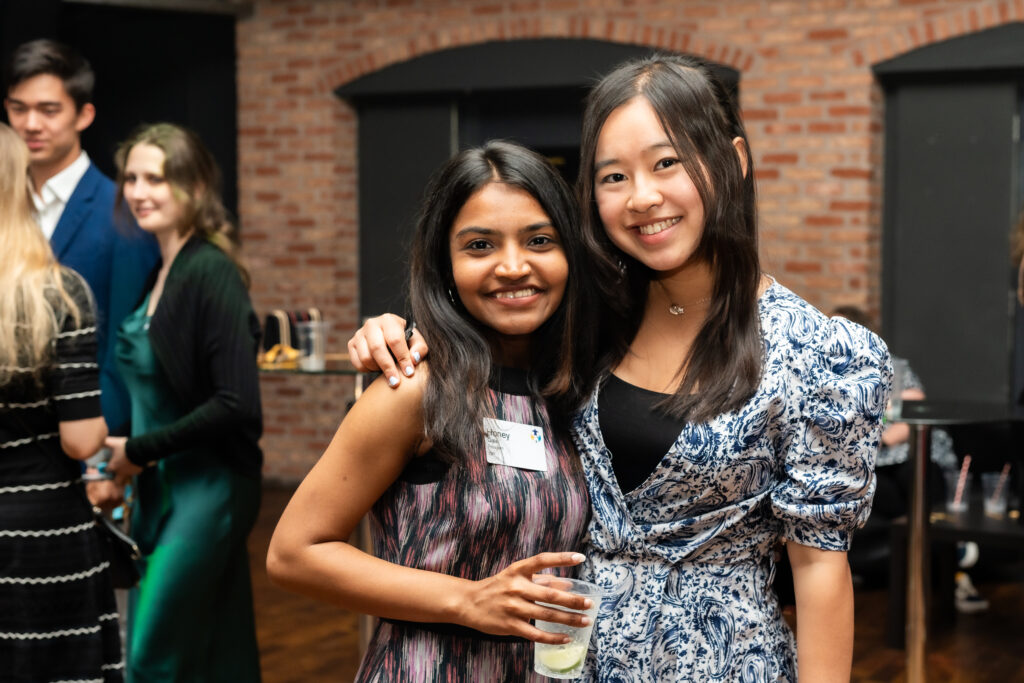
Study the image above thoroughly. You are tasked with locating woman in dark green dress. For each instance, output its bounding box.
[106,123,263,682]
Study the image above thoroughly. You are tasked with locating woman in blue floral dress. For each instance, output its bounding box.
[352,54,891,682]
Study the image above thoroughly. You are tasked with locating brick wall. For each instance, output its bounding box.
[238,0,1022,482]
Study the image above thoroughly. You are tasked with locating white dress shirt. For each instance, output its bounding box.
[32,150,91,241]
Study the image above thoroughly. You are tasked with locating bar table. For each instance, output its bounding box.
[898,400,1017,683]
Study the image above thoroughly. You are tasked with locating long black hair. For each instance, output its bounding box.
[578,53,763,422]
[410,140,607,462]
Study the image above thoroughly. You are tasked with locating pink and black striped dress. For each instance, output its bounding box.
[355,369,590,682]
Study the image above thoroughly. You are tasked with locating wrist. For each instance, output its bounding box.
[442,577,474,628]
[124,440,149,468]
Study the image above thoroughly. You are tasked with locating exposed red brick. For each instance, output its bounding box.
[832,168,872,179]
[809,90,846,101]
[829,105,872,117]
[784,261,824,273]
[764,92,802,104]
[808,121,846,134]
[831,200,871,211]
[762,153,799,164]
[806,215,844,227]
[742,108,779,121]
[808,28,848,40]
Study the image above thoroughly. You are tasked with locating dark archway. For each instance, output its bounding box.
[875,23,1024,411]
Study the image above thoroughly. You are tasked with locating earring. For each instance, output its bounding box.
[447,288,456,304]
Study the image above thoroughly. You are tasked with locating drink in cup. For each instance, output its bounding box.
[982,471,1009,518]
[943,469,971,515]
[533,577,603,679]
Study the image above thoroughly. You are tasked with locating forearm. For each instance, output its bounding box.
[267,537,469,625]
[125,394,246,464]
[881,421,909,447]
[790,545,854,682]
[59,416,108,460]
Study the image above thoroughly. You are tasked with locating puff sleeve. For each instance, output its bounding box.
[771,316,892,551]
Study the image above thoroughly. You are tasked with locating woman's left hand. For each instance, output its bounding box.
[105,436,142,484]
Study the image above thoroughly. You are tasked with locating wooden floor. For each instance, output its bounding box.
[249,485,1024,682]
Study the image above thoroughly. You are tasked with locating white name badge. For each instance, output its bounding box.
[483,417,547,472]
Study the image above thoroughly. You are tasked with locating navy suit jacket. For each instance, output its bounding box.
[50,162,159,434]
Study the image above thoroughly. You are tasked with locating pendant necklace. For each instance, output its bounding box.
[656,280,711,316]
[668,299,710,316]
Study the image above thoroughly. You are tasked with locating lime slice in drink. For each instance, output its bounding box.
[537,643,588,673]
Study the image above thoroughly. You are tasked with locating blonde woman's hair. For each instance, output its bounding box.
[115,122,249,286]
[0,123,82,386]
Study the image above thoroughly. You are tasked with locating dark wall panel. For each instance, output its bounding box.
[58,5,238,218]
[883,81,1017,404]
[357,101,453,317]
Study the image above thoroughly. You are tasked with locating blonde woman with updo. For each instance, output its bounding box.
[0,122,122,680]
[104,123,263,682]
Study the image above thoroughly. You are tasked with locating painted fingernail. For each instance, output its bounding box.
[571,553,586,563]
[580,616,591,625]
[412,351,421,363]
[582,598,593,609]
[388,376,399,387]
[404,366,414,376]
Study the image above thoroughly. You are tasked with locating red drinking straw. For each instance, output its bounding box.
[953,454,972,507]
[990,462,1012,506]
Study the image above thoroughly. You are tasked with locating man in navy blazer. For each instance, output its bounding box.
[5,40,158,434]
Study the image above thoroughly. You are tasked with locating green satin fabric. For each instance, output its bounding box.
[118,297,261,682]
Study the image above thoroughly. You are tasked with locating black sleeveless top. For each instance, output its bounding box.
[598,373,684,494]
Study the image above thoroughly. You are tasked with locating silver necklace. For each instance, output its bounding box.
[655,279,711,316]
[668,297,710,316]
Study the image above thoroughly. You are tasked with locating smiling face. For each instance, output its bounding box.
[593,96,707,278]
[449,182,569,362]
[4,74,94,184]
[121,143,188,236]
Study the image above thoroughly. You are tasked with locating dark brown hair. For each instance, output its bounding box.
[578,53,762,422]
[4,39,94,110]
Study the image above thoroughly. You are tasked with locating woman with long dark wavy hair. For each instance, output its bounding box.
[268,141,605,681]
[350,54,892,682]
[0,122,122,680]
[104,123,263,681]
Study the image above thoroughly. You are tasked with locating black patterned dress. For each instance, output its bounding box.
[355,369,591,683]
[0,270,123,682]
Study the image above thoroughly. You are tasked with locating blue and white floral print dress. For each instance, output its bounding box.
[574,281,891,682]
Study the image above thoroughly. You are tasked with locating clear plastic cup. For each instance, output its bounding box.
[981,472,1009,519]
[295,320,326,371]
[533,577,603,679]
[943,469,972,515]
